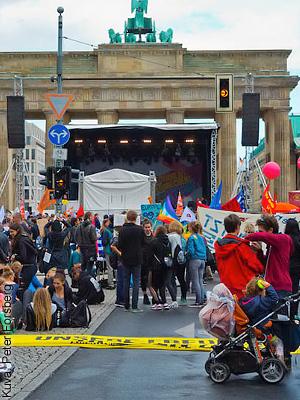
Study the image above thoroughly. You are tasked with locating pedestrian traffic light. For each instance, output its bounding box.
[39,167,54,189]
[215,74,234,112]
[54,166,72,199]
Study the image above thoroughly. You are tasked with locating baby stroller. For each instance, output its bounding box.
[200,284,300,384]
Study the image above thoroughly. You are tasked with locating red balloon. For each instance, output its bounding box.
[263,162,280,180]
[297,157,300,170]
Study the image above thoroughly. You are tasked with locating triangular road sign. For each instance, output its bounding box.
[45,93,74,120]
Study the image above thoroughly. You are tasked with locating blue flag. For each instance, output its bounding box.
[237,188,246,212]
[209,180,222,210]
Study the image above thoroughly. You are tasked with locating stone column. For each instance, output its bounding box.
[263,109,275,194]
[96,109,119,125]
[273,108,291,202]
[214,112,237,203]
[166,109,185,124]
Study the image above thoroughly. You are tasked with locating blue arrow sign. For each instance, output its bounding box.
[48,124,70,146]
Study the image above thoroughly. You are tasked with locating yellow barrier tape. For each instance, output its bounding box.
[0,335,299,354]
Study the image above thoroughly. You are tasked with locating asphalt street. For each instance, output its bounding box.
[26,292,300,400]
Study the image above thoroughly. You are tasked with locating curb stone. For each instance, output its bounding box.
[8,290,116,400]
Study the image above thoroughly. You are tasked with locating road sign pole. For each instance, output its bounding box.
[55,6,64,214]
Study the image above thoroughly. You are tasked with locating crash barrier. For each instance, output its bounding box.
[1,335,300,354]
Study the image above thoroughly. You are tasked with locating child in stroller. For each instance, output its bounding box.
[200,282,300,384]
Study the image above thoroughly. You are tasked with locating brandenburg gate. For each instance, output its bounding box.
[0,43,298,208]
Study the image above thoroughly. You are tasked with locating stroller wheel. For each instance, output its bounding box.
[204,358,214,375]
[259,358,285,384]
[209,363,231,383]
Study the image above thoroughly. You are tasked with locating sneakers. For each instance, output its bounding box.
[188,303,203,308]
[143,294,150,305]
[178,299,187,306]
[124,307,132,312]
[151,304,163,311]
[163,303,170,310]
[131,308,144,313]
[169,301,178,309]
[115,302,125,308]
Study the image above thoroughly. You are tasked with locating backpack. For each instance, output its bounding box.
[154,239,173,268]
[70,300,92,328]
[89,277,105,303]
[174,244,185,265]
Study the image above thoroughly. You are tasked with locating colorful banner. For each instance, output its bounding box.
[1,335,299,354]
[197,208,300,252]
[141,203,162,226]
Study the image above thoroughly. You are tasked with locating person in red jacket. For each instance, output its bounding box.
[214,214,264,299]
[245,214,294,297]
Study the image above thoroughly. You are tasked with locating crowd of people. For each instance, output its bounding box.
[0,208,299,370]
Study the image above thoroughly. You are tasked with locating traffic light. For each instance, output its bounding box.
[215,74,234,112]
[54,166,72,199]
[39,167,54,189]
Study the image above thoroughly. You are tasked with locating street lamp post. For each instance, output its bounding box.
[55,6,64,214]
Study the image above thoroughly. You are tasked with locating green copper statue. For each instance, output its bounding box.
[109,0,173,44]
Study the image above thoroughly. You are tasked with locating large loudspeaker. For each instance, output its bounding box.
[242,93,260,147]
[7,96,25,149]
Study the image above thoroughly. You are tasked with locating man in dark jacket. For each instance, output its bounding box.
[72,267,104,305]
[75,212,98,274]
[118,210,145,312]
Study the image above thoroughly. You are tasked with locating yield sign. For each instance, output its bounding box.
[45,93,74,120]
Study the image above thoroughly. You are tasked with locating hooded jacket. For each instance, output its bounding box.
[186,234,206,260]
[240,285,279,328]
[214,234,264,299]
[13,234,38,265]
[246,232,293,292]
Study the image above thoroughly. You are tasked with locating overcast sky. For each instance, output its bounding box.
[0,0,299,111]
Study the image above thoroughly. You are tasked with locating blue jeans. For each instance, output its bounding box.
[116,262,124,304]
[189,259,205,304]
[123,264,141,309]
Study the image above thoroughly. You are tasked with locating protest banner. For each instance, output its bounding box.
[197,208,300,252]
[141,203,162,225]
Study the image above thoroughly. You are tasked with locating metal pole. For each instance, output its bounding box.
[55,6,64,214]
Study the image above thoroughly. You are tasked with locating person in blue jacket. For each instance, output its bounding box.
[240,276,285,364]
[186,222,206,307]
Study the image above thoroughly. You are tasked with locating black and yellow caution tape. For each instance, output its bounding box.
[1,335,299,354]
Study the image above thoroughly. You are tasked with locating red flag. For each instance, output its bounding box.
[274,191,277,204]
[76,204,84,218]
[261,183,275,214]
[221,196,242,212]
[20,198,25,220]
[197,198,209,209]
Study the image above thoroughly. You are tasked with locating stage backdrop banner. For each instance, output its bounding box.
[141,204,162,226]
[197,208,300,252]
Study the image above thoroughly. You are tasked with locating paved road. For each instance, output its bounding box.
[26,295,300,400]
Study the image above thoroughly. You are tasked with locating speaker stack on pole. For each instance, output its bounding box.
[242,93,260,147]
[7,96,25,149]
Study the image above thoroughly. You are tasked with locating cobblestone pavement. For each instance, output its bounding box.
[1,289,116,400]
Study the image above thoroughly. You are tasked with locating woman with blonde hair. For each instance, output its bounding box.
[186,221,207,307]
[25,287,56,331]
[168,221,187,305]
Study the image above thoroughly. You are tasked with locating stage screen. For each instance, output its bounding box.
[66,124,217,205]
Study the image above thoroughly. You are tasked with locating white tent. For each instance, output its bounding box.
[83,168,151,213]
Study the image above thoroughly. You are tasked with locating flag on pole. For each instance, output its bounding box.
[0,205,5,223]
[209,180,222,210]
[261,183,275,214]
[76,204,84,218]
[180,206,196,223]
[176,192,183,217]
[156,196,181,225]
[20,199,25,220]
[37,190,56,214]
